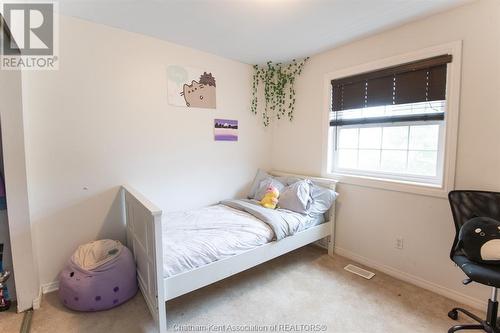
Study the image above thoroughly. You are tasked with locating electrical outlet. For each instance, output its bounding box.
[395,237,404,249]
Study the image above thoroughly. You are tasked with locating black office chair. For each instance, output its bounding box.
[448,190,500,333]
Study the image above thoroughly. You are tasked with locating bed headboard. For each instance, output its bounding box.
[268,170,338,223]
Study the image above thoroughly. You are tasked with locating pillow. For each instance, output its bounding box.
[248,169,271,199]
[254,178,285,201]
[275,176,302,186]
[278,180,312,214]
[309,184,337,216]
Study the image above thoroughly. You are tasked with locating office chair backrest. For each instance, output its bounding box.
[448,190,500,258]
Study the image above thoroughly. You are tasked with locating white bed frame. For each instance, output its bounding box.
[122,171,337,333]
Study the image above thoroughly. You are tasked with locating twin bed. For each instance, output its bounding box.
[122,171,337,333]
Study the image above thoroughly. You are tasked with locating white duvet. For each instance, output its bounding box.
[162,205,274,278]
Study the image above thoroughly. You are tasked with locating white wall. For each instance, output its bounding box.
[271,0,500,307]
[22,16,271,286]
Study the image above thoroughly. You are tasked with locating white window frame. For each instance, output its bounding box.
[321,41,462,198]
[330,120,446,185]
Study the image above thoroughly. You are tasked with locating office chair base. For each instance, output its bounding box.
[449,324,492,333]
[448,308,483,322]
[448,299,500,333]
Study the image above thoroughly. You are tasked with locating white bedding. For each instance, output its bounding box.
[162,205,274,278]
[162,203,326,278]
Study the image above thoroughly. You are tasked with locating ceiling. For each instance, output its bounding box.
[59,0,472,64]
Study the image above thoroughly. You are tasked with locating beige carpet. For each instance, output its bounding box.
[0,302,22,333]
[5,246,485,332]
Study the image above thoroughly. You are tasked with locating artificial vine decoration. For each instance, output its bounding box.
[251,57,309,127]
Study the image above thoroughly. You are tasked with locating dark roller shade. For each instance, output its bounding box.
[332,85,342,111]
[428,65,447,101]
[331,54,451,111]
[394,69,428,105]
[366,75,394,107]
[341,81,366,110]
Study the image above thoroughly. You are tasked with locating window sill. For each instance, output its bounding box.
[323,171,449,198]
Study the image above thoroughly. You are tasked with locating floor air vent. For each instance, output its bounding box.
[344,264,375,280]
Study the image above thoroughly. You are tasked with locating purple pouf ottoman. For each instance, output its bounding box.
[58,239,137,312]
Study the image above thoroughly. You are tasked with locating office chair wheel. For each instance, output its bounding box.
[448,309,459,320]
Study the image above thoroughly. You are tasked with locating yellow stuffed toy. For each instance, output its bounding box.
[260,186,280,209]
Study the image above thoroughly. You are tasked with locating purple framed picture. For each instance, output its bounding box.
[214,119,238,141]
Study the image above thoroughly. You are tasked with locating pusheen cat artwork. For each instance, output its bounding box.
[167,65,217,109]
[180,72,216,108]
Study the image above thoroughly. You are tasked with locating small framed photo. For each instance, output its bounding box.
[214,119,238,141]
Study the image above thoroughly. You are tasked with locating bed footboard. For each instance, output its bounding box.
[122,185,166,333]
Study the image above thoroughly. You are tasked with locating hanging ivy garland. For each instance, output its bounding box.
[251,57,309,127]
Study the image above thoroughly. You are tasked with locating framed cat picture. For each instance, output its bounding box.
[167,65,216,109]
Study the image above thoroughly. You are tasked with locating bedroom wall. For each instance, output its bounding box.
[271,0,499,307]
[21,16,271,286]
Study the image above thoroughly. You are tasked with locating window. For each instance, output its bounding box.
[328,54,453,187]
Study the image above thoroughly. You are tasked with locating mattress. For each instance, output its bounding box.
[162,204,325,278]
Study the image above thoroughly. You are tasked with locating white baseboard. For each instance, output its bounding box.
[33,280,60,308]
[42,281,59,294]
[334,246,486,311]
